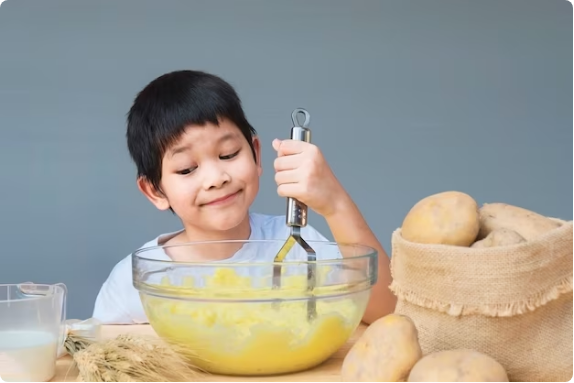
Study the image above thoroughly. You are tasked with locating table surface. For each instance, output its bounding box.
[52,323,366,382]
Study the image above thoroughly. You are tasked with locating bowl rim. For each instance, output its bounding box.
[131,239,378,266]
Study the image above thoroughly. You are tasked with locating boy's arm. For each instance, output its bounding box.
[271,138,396,323]
[92,257,138,324]
[324,191,397,324]
[93,279,131,324]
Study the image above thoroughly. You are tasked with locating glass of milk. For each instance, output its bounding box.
[0,283,67,382]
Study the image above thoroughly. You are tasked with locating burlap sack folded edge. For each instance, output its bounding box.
[388,220,573,318]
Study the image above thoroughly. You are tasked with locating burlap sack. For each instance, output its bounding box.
[389,220,573,382]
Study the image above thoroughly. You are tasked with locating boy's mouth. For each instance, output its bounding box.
[202,190,241,207]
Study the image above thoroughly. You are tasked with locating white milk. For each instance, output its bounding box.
[0,330,58,382]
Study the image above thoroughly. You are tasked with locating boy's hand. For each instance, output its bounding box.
[273,139,397,323]
[272,138,346,218]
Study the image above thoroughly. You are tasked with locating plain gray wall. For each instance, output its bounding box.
[0,0,571,320]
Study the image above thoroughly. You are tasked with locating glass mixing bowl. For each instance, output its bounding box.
[132,240,377,376]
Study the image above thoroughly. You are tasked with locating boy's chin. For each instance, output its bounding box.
[204,213,250,233]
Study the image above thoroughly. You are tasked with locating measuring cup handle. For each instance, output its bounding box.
[55,283,68,357]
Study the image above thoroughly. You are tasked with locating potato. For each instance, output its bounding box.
[407,349,509,382]
[471,228,526,248]
[478,203,561,241]
[341,314,422,382]
[401,191,480,246]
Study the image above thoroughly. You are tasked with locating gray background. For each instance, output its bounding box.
[0,0,571,320]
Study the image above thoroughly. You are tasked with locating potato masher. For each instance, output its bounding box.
[272,108,317,321]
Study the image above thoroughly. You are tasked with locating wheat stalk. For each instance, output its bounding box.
[65,332,206,382]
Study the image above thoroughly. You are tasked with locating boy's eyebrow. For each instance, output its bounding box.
[169,132,240,157]
[217,132,240,145]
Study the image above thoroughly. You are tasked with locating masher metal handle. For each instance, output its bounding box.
[286,108,312,228]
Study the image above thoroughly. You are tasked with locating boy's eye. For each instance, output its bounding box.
[220,150,240,160]
[176,167,197,175]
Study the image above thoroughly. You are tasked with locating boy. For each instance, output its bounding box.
[93,70,396,325]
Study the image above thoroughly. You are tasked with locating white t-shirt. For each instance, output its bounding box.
[92,212,339,324]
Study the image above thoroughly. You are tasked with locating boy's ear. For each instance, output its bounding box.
[252,136,263,176]
[137,177,171,211]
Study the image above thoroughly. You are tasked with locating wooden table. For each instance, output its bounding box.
[52,323,366,382]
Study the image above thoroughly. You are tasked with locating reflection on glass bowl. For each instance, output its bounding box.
[132,240,378,376]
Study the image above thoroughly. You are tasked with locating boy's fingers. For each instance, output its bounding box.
[272,139,308,156]
[272,139,282,152]
[274,169,298,185]
[274,155,300,172]
[277,183,303,200]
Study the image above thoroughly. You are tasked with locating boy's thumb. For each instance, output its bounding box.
[272,139,282,151]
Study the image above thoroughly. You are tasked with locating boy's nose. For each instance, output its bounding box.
[203,168,231,190]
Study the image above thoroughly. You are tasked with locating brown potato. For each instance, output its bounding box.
[341,314,423,382]
[471,228,526,248]
[407,349,509,382]
[401,191,480,246]
[478,203,561,241]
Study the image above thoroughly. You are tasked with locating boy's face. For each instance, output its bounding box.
[139,118,262,235]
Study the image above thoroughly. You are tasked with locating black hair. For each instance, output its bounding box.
[126,70,258,193]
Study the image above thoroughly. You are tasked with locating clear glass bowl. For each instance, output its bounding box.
[132,240,378,376]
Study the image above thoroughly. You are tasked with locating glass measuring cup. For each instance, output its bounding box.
[0,283,67,382]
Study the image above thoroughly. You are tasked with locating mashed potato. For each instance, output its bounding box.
[140,268,365,376]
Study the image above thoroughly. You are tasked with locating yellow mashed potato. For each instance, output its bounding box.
[141,268,365,376]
